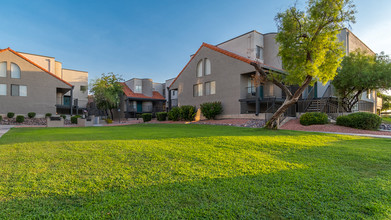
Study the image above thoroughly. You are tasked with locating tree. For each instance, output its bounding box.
[251,0,355,129]
[378,93,391,112]
[90,73,124,119]
[332,51,391,112]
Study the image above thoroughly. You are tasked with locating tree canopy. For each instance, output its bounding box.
[252,0,356,129]
[332,51,391,112]
[90,72,124,119]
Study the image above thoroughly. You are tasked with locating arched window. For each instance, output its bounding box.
[196,60,203,77]
[11,63,21,79]
[0,62,6,77]
[204,58,211,75]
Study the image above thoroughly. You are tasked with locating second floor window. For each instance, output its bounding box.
[256,46,263,60]
[205,81,216,95]
[196,58,211,77]
[193,84,203,97]
[11,63,21,79]
[135,85,142,93]
[0,84,6,95]
[11,84,27,97]
[0,62,6,77]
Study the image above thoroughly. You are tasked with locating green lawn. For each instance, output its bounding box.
[0,124,390,219]
[383,116,391,124]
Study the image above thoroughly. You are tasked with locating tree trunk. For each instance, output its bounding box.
[265,98,298,129]
[109,109,114,120]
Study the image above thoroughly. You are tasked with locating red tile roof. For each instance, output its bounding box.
[169,43,285,88]
[0,47,73,87]
[121,83,165,100]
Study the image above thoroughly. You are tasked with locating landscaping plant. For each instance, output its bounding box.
[0,115,2,121]
[156,112,167,121]
[27,112,36,119]
[336,112,382,130]
[168,107,181,121]
[299,112,328,126]
[200,101,223,120]
[45,113,52,118]
[15,115,25,123]
[71,115,81,124]
[142,113,152,122]
[179,105,196,121]
[60,114,66,120]
[7,112,15,118]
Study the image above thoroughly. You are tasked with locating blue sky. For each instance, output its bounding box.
[1,0,390,83]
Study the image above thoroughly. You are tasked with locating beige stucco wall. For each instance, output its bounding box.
[18,52,56,74]
[0,50,71,115]
[171,46,254,116]
[263,33,283,69]
[62,69,88,108]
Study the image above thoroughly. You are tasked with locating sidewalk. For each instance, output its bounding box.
[0,125,14,138]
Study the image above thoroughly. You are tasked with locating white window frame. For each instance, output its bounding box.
[11,63,21,79]
[0,84,6,96]
[193,84,203,97]
[196,60,203,77]
[11,84,27,97]
[135,85,142,93]
[204,58,211,75]
[0,62,6,77]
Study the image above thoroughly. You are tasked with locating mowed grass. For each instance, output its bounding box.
[383,116,391,124]
[0,124,390,219]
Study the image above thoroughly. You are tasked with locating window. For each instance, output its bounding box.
[135,85,142,93]
[0,84,6,95]
[197,60,203,77]
[0,62,6,77]
[11,85,27,96]
[256,46,263,60]
[205,81,216,95]
[80,85,87,93]
[11,63,21,78]
[193,84,203,97]
[204,59,211,75]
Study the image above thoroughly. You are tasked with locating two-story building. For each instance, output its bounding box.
[0,48,88,117]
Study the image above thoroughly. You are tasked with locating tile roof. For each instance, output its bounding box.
[121,83,165,100]
[169,43,285,88]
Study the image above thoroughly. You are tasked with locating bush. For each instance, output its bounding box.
[180,105,197,121]
[16,115,25,123]
[0,115,2,121]
[168,107,181,121]
[45,113,52,118]
[7,112,15,118]
[336,112,382,130]
[60,114,66,120]
[142,113,152,122]
[106,119,113,124]
[27,112,36,119]
[71,115,81,124]
[300,112,328,126]
[200,101,223,120]
[156,112,167,121]
[136,114,142,120]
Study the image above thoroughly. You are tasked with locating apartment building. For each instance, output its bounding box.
[0,48,88,116]
[169,29,381,119]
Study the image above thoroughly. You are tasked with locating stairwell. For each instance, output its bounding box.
[306,99,327,112]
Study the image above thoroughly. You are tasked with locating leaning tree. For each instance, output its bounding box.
[251,0,356,129]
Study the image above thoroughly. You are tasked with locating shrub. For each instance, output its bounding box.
[106,118,113,124]
[180,105,197,121]
[71,115,81,124]
[156,112,167,121]
[0,115,2,121]
[27,112,36,119]
[45,113,52,118]
[60,114,66,120]
[300,112,328,126]
[142,113,152,122]
[336,112,381,130]
[16,115,25,123]
[168,107,181,121]
[200,101,223,120]
[7,112,15,118]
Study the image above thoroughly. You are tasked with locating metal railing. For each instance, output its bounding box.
[245,86,257,98]
[298,86,315,112]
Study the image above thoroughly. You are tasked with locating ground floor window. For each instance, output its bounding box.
[193,84,203,97]
[0,84,6,95]
[205,81,216,95]
[11,84,27,97]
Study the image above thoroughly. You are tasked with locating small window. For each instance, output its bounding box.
[256,46,263,60]
[80,85,87,93]
[11,63,21,79]
[11,85,27,96]
[193,84,203,97]
[204,59,211,75]
[135,85,142,93]
[206,81,216,95]
[196,60,203,77]
[0,84,6,95]
[0,62,6,77]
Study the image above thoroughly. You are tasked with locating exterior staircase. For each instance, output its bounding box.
[306,99,327,112]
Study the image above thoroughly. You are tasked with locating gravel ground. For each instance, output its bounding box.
[281,119,391,136]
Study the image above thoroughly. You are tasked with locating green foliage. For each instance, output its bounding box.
[142,113,152,122]
[336,112,382,130]
[0,115,2,121]
[7,112,14,118]
[106,119,113,124]
[200,101,223,120]
[180,105,196,121]
[0,124,390,219]
[168,107,181,121]
[71,115,81,124]
[299,112,328,126]
[27,112,36,119]
[275,0,355,85]
[378,93,391,111]
[15,115,25,123]
[45,113,52,118]
[60,114,66,120]
[90,72,124,119]
[156,112,167,121]
[333,51,391,111]
[382,116,391,124]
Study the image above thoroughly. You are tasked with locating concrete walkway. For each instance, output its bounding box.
[0,125,13,138]
[299,130,391,139]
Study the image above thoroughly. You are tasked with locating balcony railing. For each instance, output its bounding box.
[245,86,257,98]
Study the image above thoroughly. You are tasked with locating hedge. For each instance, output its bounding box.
[45,113,52,118]
[180,105,197,121]
[27,112,36,119]
[156,112,167,121]
[7,112,15,118]
[299,112,328,126]
[71,115,81,124]
[16,115,25,123]
[168,107,181,121]
[142,113,152,122]
[336,112,381,130]
[200,101,223,120]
